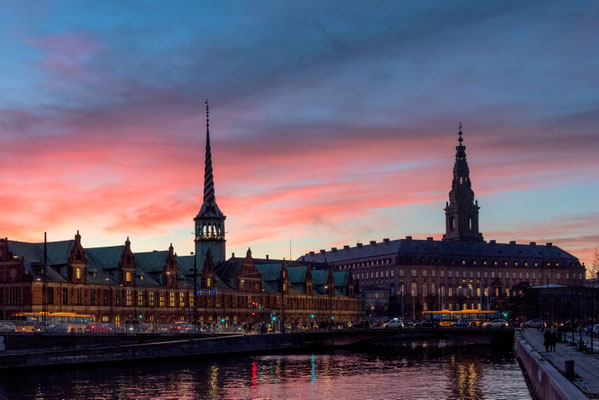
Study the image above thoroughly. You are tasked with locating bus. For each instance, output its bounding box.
[10,312,94,333]
[422,309,500,327]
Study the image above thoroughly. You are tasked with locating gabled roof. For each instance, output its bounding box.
[177,255,198,276]
[333,270,349,287]
[86,246,125,272]
[288,266,308,284]
[312,269,328,286]
[256,263,282,282]
[134,250,169,273]
[8,240,74,281]
[216,257,243,281]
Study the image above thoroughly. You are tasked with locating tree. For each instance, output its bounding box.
[590,247,599,279]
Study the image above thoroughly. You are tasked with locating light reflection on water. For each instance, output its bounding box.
[0,348,531,400]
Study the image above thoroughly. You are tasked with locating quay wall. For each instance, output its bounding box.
[0,333,299,370]
[0,328,515,370]
[513,330,586,400]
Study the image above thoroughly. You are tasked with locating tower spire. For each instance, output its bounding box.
[442,123,483,242]
[194,100,226,269]
[203,99,216,207]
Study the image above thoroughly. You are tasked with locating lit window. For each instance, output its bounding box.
[126,271,131,282]
[75,268,81,280]
[169,292,175,307]
[149,292,155,307]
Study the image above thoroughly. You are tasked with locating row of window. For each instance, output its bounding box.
[354,269,583,281]
[339,258,578,269]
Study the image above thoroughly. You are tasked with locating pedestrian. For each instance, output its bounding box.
[551,329,558,352]
[543,330,551,352]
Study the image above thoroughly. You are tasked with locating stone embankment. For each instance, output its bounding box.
[514,330,589,400]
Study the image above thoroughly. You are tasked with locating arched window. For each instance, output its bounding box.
[410,282,417,297]
[421,283,428,297]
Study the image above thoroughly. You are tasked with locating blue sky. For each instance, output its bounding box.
[0,1,598,269]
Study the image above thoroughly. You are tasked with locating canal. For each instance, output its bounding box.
[0,347,531,399]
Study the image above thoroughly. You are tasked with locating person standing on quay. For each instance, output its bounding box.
[544,330,552,352]
[550,329,558,352]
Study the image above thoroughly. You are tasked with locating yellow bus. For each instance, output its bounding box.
[422,309,500,327]
[10,312,93,333]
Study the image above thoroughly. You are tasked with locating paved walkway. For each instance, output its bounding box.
[520,328,599,399]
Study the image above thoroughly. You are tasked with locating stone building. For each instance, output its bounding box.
[0,105,362,326]
[301,126,585,317]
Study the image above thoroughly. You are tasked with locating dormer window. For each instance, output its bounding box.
[126,271,132,282]
[75,268,81,279]
[207,278,211,287]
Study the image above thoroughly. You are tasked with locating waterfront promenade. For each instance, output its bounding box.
[520,328,599,399]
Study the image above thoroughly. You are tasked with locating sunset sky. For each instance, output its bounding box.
[1,1,598,270]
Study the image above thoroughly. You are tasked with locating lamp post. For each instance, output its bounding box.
[411,286,416,321]
[192,252,198,326]
[400,284,404,320]
[42,232,48,333]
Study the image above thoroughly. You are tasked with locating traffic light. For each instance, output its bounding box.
[138,314,143,319]
[502,312,508,318]
[310,314,315,319]
[272,316,277,321]
[221,318,225,323]
[331,316,334,320]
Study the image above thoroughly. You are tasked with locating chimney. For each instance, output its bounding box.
[232,252,235,258]
[405,236,412,240]
[309,251,315,255]
[344,245,350,250]
[509,241,516,245]
[332,247,337,252]
[383,238,390,243]
[490,240,496,245]
[356,243,363,248]
[530,242,536,246]
[320,249,326,254]
[266,255,269,260]
[546,243,552,247]
[427,237,433,241]
[370,241,376,246]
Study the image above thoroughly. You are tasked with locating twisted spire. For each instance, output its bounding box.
[203,99,215,206]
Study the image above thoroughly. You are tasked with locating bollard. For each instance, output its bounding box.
[564,360,575,377]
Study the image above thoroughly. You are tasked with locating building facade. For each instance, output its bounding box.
[0,106,363,326]
[302,126,585,317]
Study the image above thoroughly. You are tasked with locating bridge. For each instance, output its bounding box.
[0,328,514,370]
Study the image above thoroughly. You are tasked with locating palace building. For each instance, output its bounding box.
[0,104,362,326]
[301,125,585,317]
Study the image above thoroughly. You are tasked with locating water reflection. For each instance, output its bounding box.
[0,348,531,400]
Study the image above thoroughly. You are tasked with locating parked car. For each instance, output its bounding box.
[559,320,579,331]
[46,323,69,333]
[350,320,370,329]
[0,322,16,333]
[524,319,545,328]
[168,322,193,333]
[487,319,508,328]
[85,323,114,334]
[384,318,404,329]
[451,320,470,328]
[417,320,440,328]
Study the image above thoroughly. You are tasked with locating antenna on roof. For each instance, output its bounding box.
[290,238,292,261]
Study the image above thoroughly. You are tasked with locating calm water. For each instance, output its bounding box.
[0,348,531,400]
